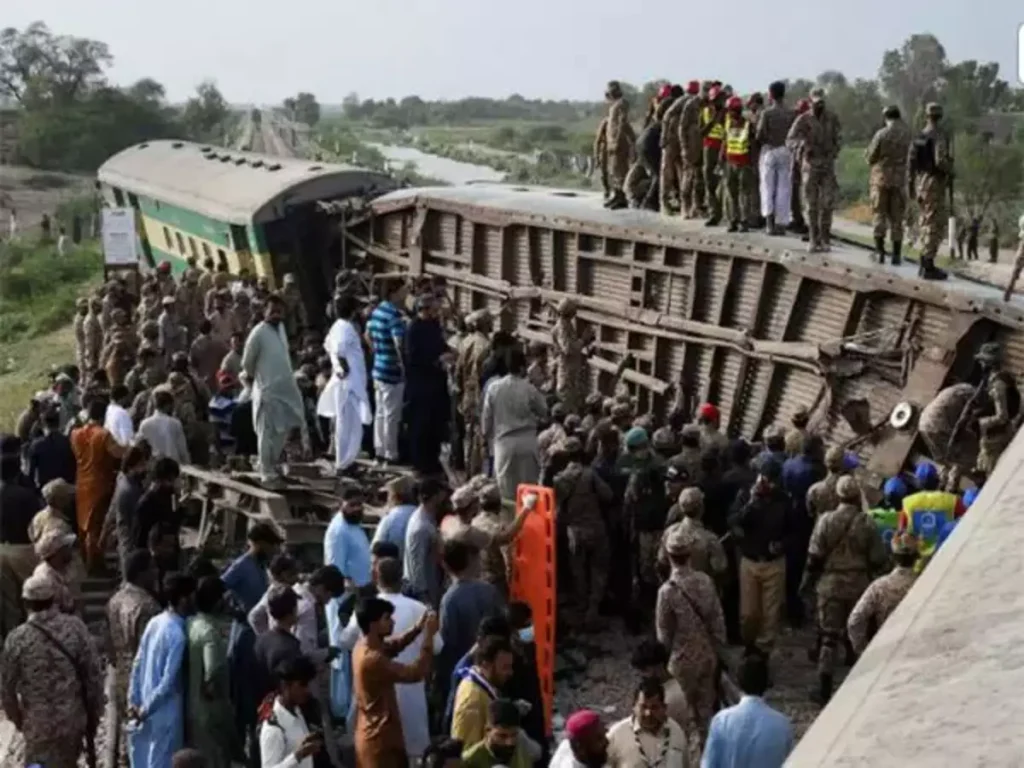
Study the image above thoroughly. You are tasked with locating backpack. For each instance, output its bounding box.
[909,133,936,175]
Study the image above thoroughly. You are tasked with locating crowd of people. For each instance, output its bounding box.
[595,78,956,280]
[0,217,1011,768]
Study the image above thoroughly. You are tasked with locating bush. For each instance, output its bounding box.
[0,239,103,344]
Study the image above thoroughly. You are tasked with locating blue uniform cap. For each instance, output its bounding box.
[914,461,939,485]
[883,476,908,499]
[842,452,860,471]
[624,426,649,449]
[962,487,980,509]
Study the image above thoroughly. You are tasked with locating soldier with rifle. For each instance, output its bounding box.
[908,103,952,280]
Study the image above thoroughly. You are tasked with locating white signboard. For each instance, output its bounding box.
[101,207,139,266]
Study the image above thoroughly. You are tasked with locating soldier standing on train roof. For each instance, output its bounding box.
[721,96,757,233]
[908,103,951,280]
[659,84,686,215]
[700,86,727,226]
[846,531,920,655]
[678,80,704,219]
[800,476,887,705]
[865,105,912,266]
[602,80,633,211]
[898,461,965,572]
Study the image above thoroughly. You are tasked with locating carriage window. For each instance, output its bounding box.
[163,227,173,250]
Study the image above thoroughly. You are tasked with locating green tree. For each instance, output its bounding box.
[879,33,947,118]
[940,61,1010,130]
[0,22,111,108]
[180,80,229,142]
[284,91,320,126]
[955,133,1024,218]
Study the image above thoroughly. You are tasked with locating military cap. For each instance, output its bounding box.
[882,104,902,120]
[35,529,77,560]
[975,341,1002,364]
[561,436,583,455]
[891,531,919,556]
[836,475,861,502]
[678,487,704,514]
[809,87,825,102]
[925,102,943,117]
[41,478,75,508]
[824,445,845,471]
[665,524,698,558]
[556,297,578,316]
[22,572,57,601]
[651,426,677,452]
[606,80,623,98]
[167,371,189,388]
[451,485,478,511]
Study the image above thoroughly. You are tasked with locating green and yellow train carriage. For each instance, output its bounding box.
[97,139,395,315]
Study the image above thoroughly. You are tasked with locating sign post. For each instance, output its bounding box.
[100,207,140,293]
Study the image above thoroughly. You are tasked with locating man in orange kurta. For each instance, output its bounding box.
[70,400,126,572]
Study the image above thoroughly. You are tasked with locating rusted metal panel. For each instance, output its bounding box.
[351,187,1024,466]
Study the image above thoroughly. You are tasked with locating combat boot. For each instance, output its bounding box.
[765,214,776,235]
[920,258,948,281]
[606,190,628,210]
[705,215,722,227]
[811,673,834,705]
[727,221,739,233]
[891,241,902,266]
[874,236,887,264]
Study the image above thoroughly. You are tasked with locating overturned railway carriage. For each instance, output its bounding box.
[349,184,1024,477]
[96,140,396,313]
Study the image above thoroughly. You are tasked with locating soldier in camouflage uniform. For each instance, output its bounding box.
[784,406,810,456]
[659,487,727,581]
[659,85,685,214]
[668,425,703,486]
[1002,212,1024,302]
[908,103,951,280]
[73,298,89,375]
[678,81,704,218]
[656,523,727,743]
[83,298,104,377]
[801,476,888,704]
[592,116,610,199]
[554,436,613,628]
[281,273,308,340]
[157,296,187,362]
[137,282,162,326]
[973,342,1020,475]
[786,87,842,252]
[603,80,634,210]
[846,531,919,655]
[805,445,847,519]
[865,105,912,264]
[457,309,493,476]
[551,298,590,414]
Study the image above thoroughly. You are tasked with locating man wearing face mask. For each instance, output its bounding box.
[240,294,310,488]
[786,87,842,253]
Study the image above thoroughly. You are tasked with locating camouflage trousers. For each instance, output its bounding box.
[724,164,757,226]
[676,654,719,744]
[871,184,907,243]
[977,433,1012,475]
[462,402,485,476]
[802,166,836,246]
[916,176,948,261]
[660,147,683,213]
[680,151,703,217]
[608,149,631,192]
[702,149,722,219]
[625,156,659,209]
[567,524,610,622]
[817,593,860,676]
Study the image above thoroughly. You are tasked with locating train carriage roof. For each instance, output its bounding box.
[98,140,393,225]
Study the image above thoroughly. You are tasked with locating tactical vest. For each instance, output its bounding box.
[910,133,937,175]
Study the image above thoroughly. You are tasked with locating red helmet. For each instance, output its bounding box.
[726,96,743,111]
[708,86,721,101]
[698,402,720,423]
[796,98,811,114]
[657,84,673,100]
[686,80,700,95]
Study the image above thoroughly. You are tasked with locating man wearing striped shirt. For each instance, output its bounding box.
[366,278,409,464]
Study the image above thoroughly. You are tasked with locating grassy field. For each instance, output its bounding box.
[0,237,103,431]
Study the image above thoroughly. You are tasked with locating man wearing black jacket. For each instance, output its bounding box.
[727,458,795,664]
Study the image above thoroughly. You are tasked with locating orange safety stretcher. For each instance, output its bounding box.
[509,484,556,737]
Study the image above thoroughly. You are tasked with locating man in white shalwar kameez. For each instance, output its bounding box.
[337,557,442,760]
[316,295,372,474]
[241,296,309,487]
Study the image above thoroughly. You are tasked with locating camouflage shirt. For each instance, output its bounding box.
[865,120,912,188]
[846,566,917,654]
[106,582,161,699]
[787,109,842,171]
[659,518,726,579]
[655,565,725,682]
[808,502,888,600]
[806,473,841,519]
[554,461,613,532]
[1,608,103,757]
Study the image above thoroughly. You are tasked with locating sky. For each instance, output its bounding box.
[5,0,1022,104]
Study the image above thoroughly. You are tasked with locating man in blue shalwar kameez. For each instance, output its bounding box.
[127,573,196,768]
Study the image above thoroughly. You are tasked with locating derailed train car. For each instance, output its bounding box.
[346,182,1024,477]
